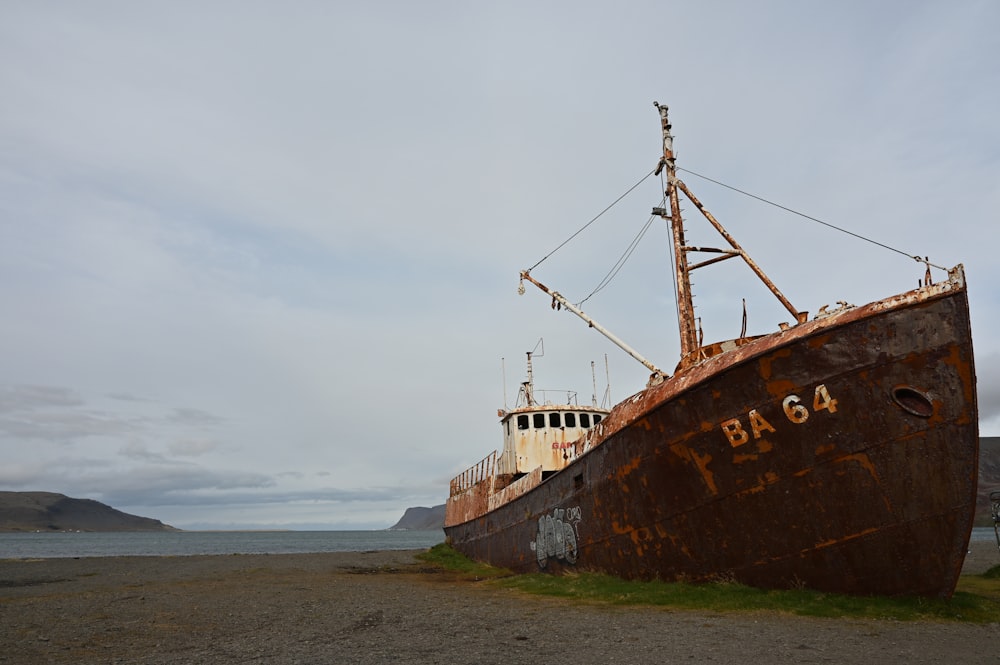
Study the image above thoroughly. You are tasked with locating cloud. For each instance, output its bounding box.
[977,352,1000,426]
[166,408,225,427]
[119,441,167,462]
[0,461,48,487]
[111,485,421,509]
[0,385,84,413]
[106,392,150,403]
[0,405,140,441]
[40,461,274,505]
[167,438,222,457]
[0,2,996,529]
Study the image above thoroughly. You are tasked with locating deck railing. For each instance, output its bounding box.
[449,450,497,495]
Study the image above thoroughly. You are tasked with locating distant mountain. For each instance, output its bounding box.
[0,492,176,532]
[977,436,1000,526]
[389,504,445,531]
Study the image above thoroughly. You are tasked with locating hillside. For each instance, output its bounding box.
[0,492,176,532]
[977,436,1000,526]
[389,504,445,531]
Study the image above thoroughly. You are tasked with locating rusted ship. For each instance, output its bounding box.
[444,103,979,597]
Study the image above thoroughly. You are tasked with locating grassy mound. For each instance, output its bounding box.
[418,544,1000,623]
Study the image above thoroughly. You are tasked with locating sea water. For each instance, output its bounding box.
[1,528,994,559]
[0,529,445,559]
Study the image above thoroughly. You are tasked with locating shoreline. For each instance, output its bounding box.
[2,534,997,573]
[961,536,999,575]
[2,542,997,664]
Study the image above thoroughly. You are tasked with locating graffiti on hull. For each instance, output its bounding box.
[530,506,581,568]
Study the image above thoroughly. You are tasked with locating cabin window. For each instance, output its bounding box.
[517,414,529,430]
[593,414,603,425]
[564,412,576,428]
[549,412,561,428]
[533,413,546,429]
[580,413,591,428]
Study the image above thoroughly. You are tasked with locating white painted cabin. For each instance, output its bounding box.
[496,403,609,478]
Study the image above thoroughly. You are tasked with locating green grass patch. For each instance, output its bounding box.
[416,543,510,579]
[980,564,1000,579]
[501,572,1000,622]
[954,565,1000,606]
[420,544,1000,622]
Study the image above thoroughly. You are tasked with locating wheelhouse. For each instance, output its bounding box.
[497,404,609,479]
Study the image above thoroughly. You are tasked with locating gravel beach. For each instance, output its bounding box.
[2,542,998,664]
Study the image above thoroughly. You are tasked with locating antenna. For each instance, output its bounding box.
[523,338,544,408]
[591,361,598,407]
[501,357,508,411]
[604,354,612,409]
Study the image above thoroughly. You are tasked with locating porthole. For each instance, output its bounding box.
[891,385,934,418]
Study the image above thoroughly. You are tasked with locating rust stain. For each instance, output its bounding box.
[765,378,798,398]
[615,454,642,480]
[834,452,879,481]
[809,527,880,552]
[806,333,831,349]
[942,343,977,405]
[731,471,782,498]
[738,483,766,496]
[622,526,652,558]
[757,347,792,381]
[832,453,894,514]
[689,449,718,495]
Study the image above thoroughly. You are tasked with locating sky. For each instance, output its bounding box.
[1,1,998,530]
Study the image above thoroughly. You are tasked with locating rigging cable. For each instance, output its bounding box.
[527,168,657,273]
[527,163,942,316]
[677,167,947,271]
[577,212,658,306]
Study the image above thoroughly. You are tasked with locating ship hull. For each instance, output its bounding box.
[445,276,978,597]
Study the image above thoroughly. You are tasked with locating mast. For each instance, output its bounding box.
[654,102,804,370]
[654,102,699,366]
[523,350,536,406]
[521,103,804,379]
